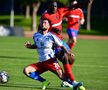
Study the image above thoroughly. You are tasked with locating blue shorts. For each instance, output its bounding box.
[66,28,78,38]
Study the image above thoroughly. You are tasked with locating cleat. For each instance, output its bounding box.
[73,82,83,90]
[78,85,86,90]
[42,81,50,90]
[61,81,73,88]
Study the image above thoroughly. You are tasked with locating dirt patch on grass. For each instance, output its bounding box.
[24,31,108,40]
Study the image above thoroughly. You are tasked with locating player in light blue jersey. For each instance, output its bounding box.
[23,19,84,90]
[23,19,72,90]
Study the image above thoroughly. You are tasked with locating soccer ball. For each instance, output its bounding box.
[0,71,9,83]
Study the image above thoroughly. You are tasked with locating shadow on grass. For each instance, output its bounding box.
[0,83,67,90]
[0,83,41,89]
[0,55,35,60]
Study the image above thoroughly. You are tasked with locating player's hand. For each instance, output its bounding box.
[67,51,75,64]
[24,41,32,48]
[67,51,74,57]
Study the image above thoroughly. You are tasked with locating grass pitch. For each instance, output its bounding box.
[0,36,108,90]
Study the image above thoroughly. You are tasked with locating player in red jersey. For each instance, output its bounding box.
[41,0,75,84]
[66,0,85,50]
[41,1,68,40]
[41,0,89,40]
[40,1,85,88]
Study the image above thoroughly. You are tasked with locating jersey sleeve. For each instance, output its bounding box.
[79,9,84,19]
[49,32,63,46]
[59,7,69,17]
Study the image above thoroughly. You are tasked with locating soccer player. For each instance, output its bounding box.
[40,0,76,86]
[40,1,87,88]
[23,19,80,90]
[41,0,89,40]
[65,0,85,50]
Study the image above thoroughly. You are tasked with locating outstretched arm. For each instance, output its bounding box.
[24,41,37,49]
[61,46,74,57]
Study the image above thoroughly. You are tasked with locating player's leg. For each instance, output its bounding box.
[46,58,74,88]
[62,55,84,90]
[56,49,83,89]
[23,63,47,82]
[56,50,75,81]
[66,28,78,50]
[54,41,82,89]
[62,41,75,68]
[63,53,85,90]
[62,53,75,82]
[42,58,63,79]
[68,36,77,50]
[55,41,74,67]
[23,63,50,90]
[55,47,75,81]
[54,47,74,80]
[68,52,75,69]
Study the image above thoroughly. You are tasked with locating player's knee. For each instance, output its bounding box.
[69,57,75,65]
[23,68,27,76]
[56,70,65,80]
[23,66,32,76]
[62,54,69,64]
[70,38,77,44]
[69,54,75,64]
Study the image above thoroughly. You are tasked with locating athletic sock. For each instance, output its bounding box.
[29,71,46,82]
[70,63,73,68]
[63,64,74,82]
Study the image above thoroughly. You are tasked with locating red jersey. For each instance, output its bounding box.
[41,7,68,39]
[66,8,84,30]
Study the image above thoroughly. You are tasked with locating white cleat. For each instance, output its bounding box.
[61,81,73,88]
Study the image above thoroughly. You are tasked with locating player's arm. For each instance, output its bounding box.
[61,46,74,57]
[79,9,85,25]
[52,33,73,56]
[24,41,37,49]
[80,18,85,25]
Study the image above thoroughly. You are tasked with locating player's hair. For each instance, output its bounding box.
[42,18,51,26]
[49,0,58,7]
[38,18,51,31]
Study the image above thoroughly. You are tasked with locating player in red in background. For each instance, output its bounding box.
[41,1,68,40]
[65,0,85,50]
[40,1,76,86]
[40,0,89,89]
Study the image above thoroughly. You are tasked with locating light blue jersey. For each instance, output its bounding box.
[33,32,63,62]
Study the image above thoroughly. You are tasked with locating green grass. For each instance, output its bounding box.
[0,36,108,90]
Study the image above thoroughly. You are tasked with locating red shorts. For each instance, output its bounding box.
[29,58,62,74]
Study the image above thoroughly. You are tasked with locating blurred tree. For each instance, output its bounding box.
[86,0,94,30]
[10,0,14,28]
[58,0,70,5]
[32,1,40,31]
[22,0,45,31]
[23,0,32,19]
